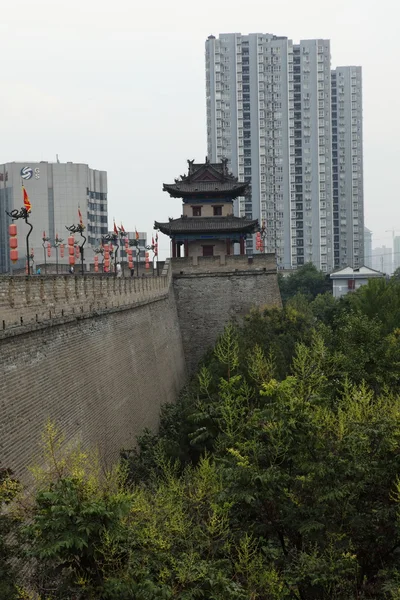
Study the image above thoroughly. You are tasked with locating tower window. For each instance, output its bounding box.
[192,206,202,216]
[213,206,222,216]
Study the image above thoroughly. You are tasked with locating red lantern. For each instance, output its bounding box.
[68,236,75,247]
[75,245,80,258]
[69,256,75,265]
[47,243,51,257]
[94,262,99,272]
[69,245,74,255]
[94,255,99,263]
[145,251,150,270]
[60,244,65,258]
[9,223,18,262]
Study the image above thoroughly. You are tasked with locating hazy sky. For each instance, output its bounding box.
[0,0,397,258]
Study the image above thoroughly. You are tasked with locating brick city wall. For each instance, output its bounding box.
[0,264,187,482]
[172,254,282,374]
[0,272,169,332]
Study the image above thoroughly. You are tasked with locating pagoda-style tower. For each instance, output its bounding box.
[155,158,258,258]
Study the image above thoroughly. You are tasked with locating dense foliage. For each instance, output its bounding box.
[278,263,332,304]
[3,274,400,599]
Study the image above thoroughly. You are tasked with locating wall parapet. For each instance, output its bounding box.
[171,254,277,275]
[0,268,171,335]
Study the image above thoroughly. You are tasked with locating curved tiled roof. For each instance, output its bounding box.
[163,159,249,199]
[154,216,258,235]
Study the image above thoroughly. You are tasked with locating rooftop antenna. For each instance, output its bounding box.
[56,154,60,163]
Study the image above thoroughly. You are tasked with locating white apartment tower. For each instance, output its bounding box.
[331,67,364,269]
[206,33,364,272]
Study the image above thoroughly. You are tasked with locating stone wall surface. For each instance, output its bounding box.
[172,254,282,374]
[0,266,186,482]
[0,272,168,333]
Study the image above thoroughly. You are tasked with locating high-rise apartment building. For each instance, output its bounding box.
[364,227,372,268]
[372,245,392,275]
[393,236,400,272]
[206,33,364,272]
[331,67,364,269]
[0,161,107,273]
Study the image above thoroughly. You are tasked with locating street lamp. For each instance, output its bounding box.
[102,233,119,275]
[6,207,34,275]
[256,221,267,253]
[94,245,104,273]
[53,234,64,274]
[42,231,51,274]
[145,238,159,275]
[65,223,86,275]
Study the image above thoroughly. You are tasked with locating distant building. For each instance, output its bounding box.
[330,265,384,298]
[0,161,107,273]
[107,230,147,262]
[372,245,392,275]
[394,236,400,272]
[206,33,364,272]
[364,227,372,268]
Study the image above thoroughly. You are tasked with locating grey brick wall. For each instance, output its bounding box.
[0,287,186,483]
[173,266,282,374]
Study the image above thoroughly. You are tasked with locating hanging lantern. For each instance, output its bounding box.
[60,244,65,258]
[75,245,80,259]
[68,236,75,247]
[69,256,75,265]
[9,224,18,262]
[94,255,99,263]
[69,245,75,255]
[47,243,51,257]
[145,251,150,270]
[94,261,99,272]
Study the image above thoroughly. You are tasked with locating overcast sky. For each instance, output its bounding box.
[0,0,397,258]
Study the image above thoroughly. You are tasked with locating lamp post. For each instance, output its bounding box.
[256,220,267,253]
[128,239,140,276]
[65,223,86,275]
[145,239,159,276]
[42,232,51,274]
[102,233,119,276]
[94,246,104,272]
[53,234,64,274]
[28,249,35,275]
[6,207,33,275]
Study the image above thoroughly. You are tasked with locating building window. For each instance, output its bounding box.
[348,279,356,290]
[192,206,202,217]
[213,206,222,216]
[202,245,214,257]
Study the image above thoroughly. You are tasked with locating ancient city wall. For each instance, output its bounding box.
[0,265,187,482]
[0,272,169,332]
[172,254,282,374]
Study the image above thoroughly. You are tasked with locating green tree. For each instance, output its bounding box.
[0,467,20,599]
[279,263,331,304]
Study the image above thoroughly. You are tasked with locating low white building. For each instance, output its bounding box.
[330,265,384,298]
